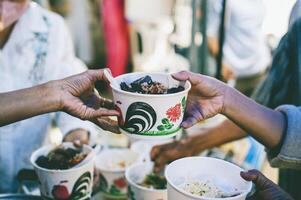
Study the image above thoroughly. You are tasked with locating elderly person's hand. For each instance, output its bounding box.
[241,170,293,200]
[54,69,120,133]
[172,71,228,129]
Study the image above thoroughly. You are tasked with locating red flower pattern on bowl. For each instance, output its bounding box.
[166,103,181,122]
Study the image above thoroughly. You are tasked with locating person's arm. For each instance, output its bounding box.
[0,70,120,133]
[0,82,59,126]
[174,71,285,149]
[223,86,285,149]
[207,36,220,57]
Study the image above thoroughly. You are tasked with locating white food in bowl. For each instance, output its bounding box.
[180,179,239,198]
[165,157,252,200]
[105,157,135,171]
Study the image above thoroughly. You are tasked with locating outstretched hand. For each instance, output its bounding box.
[56,69,120,133]
[172,71,228,128]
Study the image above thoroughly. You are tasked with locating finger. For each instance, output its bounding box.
[172,71,201,85]
[73,139,83,148]
[91,117,121,134]
[101,68,113,83]
[150,145,162,161]
[87,91,116,110]
[153,156,167,173]
[91,107,120,118]
[181,116,199,129]
[99,97,115,110]
[240,170,273,189]
[86,69,108,83]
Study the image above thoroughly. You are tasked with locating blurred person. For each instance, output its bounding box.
[278,0,301,197]
[49,0,94,64]
[48,0,70,17]
[0,0,103,193]
[101,0,129,76]
[207,0,271,96]
[151,18,301,199]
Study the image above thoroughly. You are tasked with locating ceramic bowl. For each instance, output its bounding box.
[111,72,191,140]
[95,148,140,199]
[30,142,94,200]
[165,157,252,200]
[125,162,167,200]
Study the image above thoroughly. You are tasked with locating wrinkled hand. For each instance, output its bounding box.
[151,138,195,173]
[56,69,120,133]
[172,71,228,128]
[241,170,293,200]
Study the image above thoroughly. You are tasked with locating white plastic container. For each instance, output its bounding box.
[126,162,167,200]
[165,157,252,200]
[30,143,94,200]
[111,72,191,140]
[95,148,140,199]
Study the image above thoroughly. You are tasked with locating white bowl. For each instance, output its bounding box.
[30,142,94,200]
[95,148,140,198]
[111,72,191,140]
[165,157,252,200]
[125,162,167,200]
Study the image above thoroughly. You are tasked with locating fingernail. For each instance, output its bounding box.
[180,122,188,128]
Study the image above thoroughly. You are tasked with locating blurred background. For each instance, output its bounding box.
[34,0,298,188]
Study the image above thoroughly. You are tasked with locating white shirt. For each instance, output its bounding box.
[0,3,95,192]
[207,0,271,77]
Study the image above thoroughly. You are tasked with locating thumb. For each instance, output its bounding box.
[86,69,108,82]
[172,71,201,85]
[73,139,83,148]
[241,170,274,189]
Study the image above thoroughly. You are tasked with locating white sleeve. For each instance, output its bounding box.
[49,16,87,78]
[207,0,223,38]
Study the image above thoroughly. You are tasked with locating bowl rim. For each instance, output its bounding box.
[111,72,191,98]
[165,157,253,200]
[95,148,140,173]
[30,142,94,173]
[125,162,167,192]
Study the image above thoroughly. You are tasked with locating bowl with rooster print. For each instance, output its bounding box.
[111,72,191,140]
[95,148,140,199]
[30,142,95,200]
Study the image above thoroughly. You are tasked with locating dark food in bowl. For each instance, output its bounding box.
[36,146,87,170]
[138,173,167,190]
[120,75,184,94]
